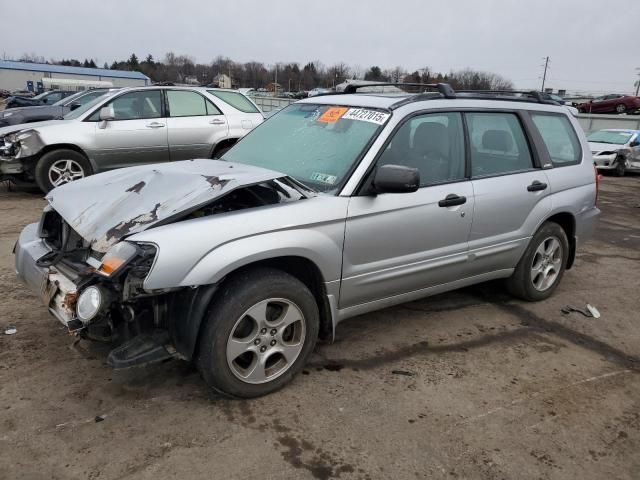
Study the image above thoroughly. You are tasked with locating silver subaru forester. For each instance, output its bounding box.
[15,83,600,397]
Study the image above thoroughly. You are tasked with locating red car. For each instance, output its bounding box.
[577,94,640,114]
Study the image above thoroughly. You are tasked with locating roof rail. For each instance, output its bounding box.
[456,89,558,105]
[342,82,456,99]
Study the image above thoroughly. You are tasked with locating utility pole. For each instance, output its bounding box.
[540,56,549,92]
[635,68,640,96]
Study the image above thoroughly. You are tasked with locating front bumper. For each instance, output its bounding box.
[15,223,79,326]
[593,154,617,169]
[0,157,26,175]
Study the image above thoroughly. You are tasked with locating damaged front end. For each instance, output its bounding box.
[0,128,45,181]
[15,159,311,368]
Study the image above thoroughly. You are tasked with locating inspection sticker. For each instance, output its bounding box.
[310,172,337,185]
[318,107,349,123]
[342,108,390,125]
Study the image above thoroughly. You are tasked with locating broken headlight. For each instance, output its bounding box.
[97,242,139,277]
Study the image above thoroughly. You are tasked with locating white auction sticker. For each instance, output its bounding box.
[342,108,390,125]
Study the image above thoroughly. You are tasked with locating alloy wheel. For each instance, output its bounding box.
[226,298,306,384]
[48,159,85,187]
[530,236,563,291]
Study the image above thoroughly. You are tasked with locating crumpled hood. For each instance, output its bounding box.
[588,142,624,154]
[46,159,284,252]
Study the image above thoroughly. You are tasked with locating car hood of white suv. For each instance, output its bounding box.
[46,159,286,252]
[588,141,624,154]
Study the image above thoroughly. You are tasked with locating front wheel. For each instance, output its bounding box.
[615,103,627,114]
[506,222,569,301]
[613,156,626,177]
[197,267,319,398]
[34,149,92,193]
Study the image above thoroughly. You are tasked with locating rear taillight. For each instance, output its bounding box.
[594,164,601,206]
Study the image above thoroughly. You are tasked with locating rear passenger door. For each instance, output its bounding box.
[341,112,474,308]
[465,111,551,276]
[165,89,229,160]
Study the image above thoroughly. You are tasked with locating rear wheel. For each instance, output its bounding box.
[34,149,92,193]
[506,222,569,301]
[197,267,319,398]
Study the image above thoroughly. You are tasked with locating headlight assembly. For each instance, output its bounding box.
[97,242,139,277]
[1,111,13,118]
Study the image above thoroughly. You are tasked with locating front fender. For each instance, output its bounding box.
[178,230,343,288]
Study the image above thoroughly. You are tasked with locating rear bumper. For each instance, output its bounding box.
[15,222,78,326]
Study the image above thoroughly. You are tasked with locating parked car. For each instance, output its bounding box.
[0,86,264,191]
[588,128,640,176]
[308,87,334,97]
[14,83,600,397]
[0,89,113,127]
[576,94,640,114]
[5,90,76,109]
[11,89,36,98]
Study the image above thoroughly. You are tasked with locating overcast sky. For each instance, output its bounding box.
[4,0,639,94]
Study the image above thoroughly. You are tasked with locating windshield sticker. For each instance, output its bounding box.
[343,108,390,125]
[310,172,337,185]
[318,107,349,123]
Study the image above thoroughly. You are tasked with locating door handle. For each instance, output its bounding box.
[527,180,548,192]
[209,118,226,125]
[146,122,165,128]
[438,194,467,207]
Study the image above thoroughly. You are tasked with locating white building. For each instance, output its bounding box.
[0,60,150,92]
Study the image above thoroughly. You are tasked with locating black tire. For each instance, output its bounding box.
[34,149,92,193]
[212,144,232,159]
[615,103,626,114]
[613,156,626,177]
[197,267,319,398]
[506,222,569,302]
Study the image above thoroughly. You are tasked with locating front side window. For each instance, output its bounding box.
[224,103,388,192]
[167,90,220,117]
[466,112,533,177]
[531,113,581,165]
[207,90,260,113]
[102,90,162,120]
[377,112,465,186]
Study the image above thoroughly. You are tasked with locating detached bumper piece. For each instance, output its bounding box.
[107,331,175,369]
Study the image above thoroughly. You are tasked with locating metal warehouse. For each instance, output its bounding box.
[0,60,150,91]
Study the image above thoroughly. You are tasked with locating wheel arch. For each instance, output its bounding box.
[543,211,576,269]
[173,255,335,362]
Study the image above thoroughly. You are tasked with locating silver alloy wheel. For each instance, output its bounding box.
[226,298,306,384]
[48,159,85,187]
[530,236,563,291]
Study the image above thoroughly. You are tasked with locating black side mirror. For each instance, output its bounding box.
[630,140,640,147]
[372,164,420,194]
[69,103,81,111]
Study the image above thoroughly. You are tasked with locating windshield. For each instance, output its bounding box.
[588,130,634,145]
[224,103,390,192]
[63,93,110,120]
[32,92,49,100]
[53,91,84,106]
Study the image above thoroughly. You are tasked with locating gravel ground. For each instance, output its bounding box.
[0,176,638,480]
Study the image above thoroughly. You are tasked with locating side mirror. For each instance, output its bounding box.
[69,102,81,111]
[372,164,420,194]
[98,105,115,129]
[630,140,640,147]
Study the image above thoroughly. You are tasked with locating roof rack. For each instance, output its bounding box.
[342,82,456,99]
[456,89,559,105]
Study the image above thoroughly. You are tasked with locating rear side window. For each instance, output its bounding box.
[167,90,220,117]
[207,90,260,113]
[466,112,533,177]
[531,113,581,166]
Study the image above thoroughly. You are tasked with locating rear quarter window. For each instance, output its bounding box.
[531,113,581,166]
[207,90,260,113]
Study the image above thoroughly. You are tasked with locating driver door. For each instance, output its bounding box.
[340,112,474,308]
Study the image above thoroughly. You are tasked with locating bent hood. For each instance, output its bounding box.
[46,159,284,252]
[588,142,625,154]
[0,120,62,138]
